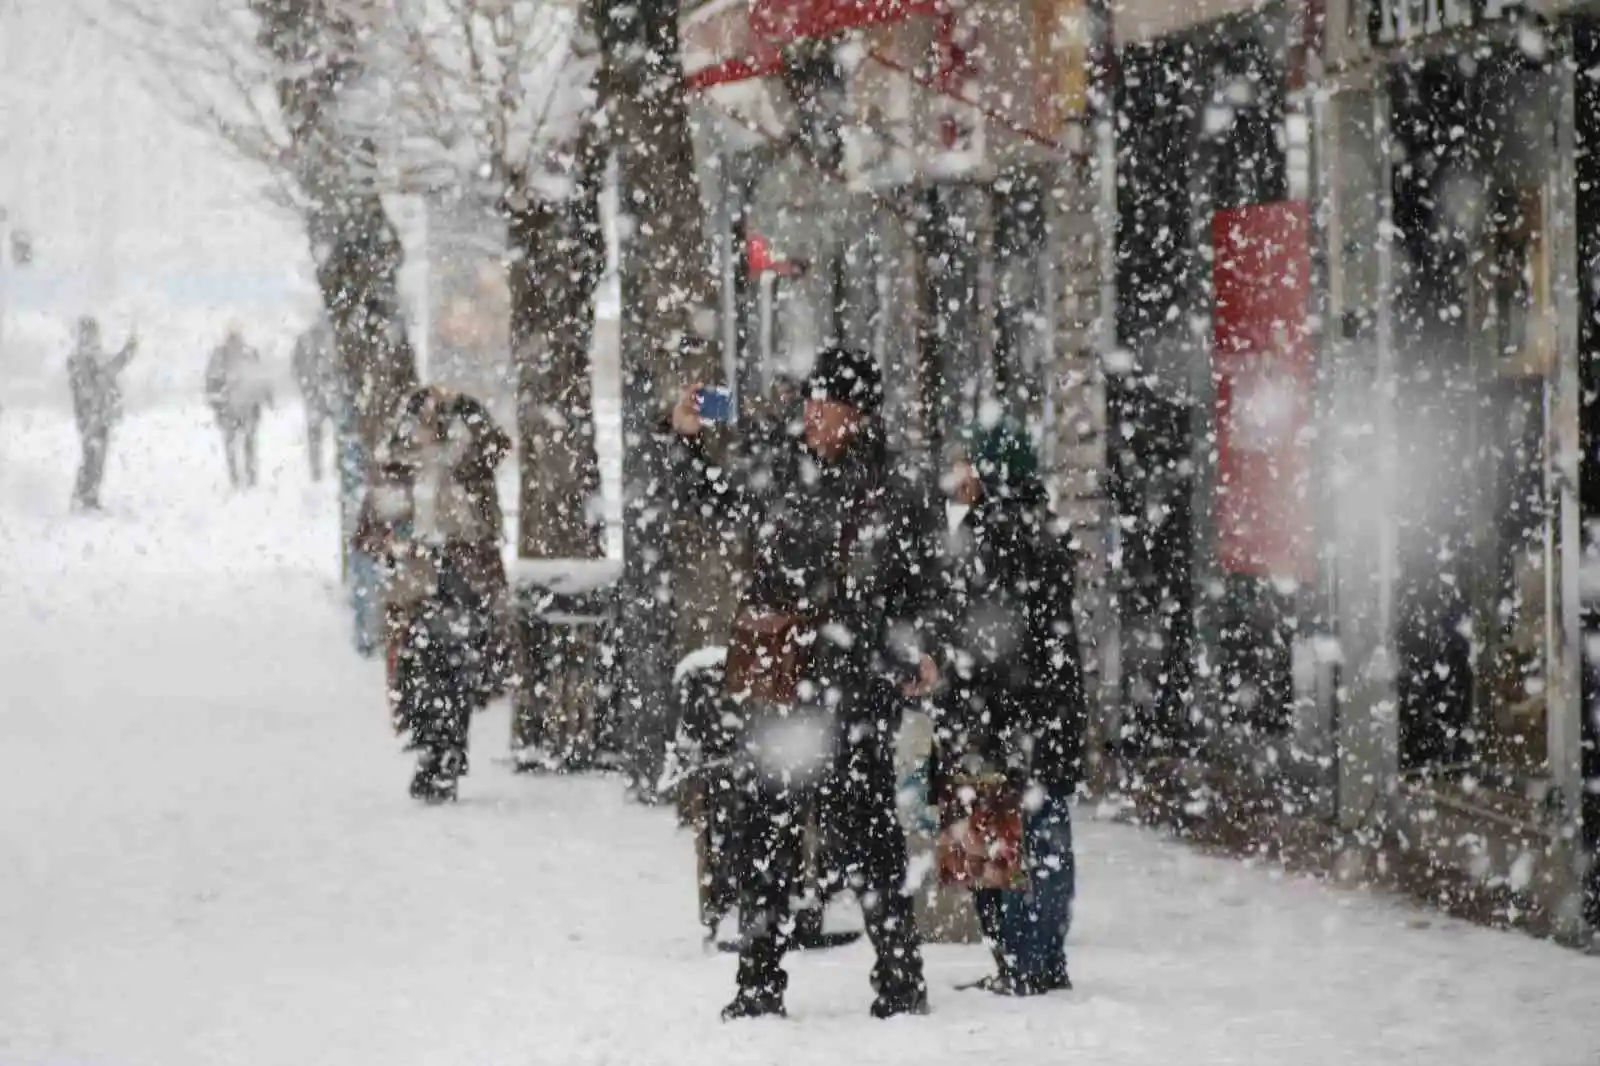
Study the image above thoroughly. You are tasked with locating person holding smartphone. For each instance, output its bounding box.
[66,315,137,511]
[670,346,943,1021]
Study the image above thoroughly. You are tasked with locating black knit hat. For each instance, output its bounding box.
[804,345,882,414]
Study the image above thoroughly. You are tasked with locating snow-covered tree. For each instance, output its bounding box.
[91,1,606,560]
[597,0,727,796]
[377,0,605,560]
[88,0,419,459]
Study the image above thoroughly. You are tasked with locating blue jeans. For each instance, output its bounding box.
[349,550,382,658]
[975,791,1074,985]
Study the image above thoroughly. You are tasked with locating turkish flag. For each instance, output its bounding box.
[1211,201,1313,584]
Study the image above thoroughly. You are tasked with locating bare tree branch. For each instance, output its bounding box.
[82,0,308,205]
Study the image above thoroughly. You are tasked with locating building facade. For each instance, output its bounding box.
[681,0,1115,690]
[676,0,1597,934]
[1102,0,1598,933]
[1319,0,1598,934]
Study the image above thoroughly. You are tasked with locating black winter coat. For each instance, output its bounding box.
[933,496,1087,794]
[678,409,943,738]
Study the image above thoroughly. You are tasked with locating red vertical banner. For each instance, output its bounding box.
[1211,201,1314,584]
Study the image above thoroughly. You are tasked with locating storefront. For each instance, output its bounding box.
[680,0,1098,467]
[1108,5,1309,776]
[1099,0,1594,931]
[1320,0,1594,932]
[677,0,1114,938]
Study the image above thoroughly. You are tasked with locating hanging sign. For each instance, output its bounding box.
[1036,0,1089,133]
[1369,0,1528,46]
[1211,201,1314,584]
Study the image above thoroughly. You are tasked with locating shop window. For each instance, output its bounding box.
[992,168,1049,424]
[1389,51,1554,781]
[1473,185,1550,774]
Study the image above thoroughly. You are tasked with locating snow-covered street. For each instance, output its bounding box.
[2,406,1596,1066]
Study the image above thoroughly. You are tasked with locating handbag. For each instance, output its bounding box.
[722,492,864,784]
[723,613,840,784]
[722,495,861,704]
[723,609,816,705]
[936,771,1027,890]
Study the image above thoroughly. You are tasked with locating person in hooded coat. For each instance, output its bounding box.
[67,315,137,511]
[669,346,942,1020]
[934,420,1086,996]
[353,385,513,802]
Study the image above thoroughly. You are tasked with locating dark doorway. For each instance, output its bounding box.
[1111,16,1288,755]
[1110,36,1203,756]
[1573,14,1600,928]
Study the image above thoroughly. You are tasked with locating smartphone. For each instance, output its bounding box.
[695,386,734,424]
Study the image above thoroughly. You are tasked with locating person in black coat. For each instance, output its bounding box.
[934,419,1086,995]
[670,346,942,1020]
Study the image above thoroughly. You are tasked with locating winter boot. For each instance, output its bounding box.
[1038,962,1072,992]
[870,956,930,1018]
[958,939,1027,994]
[722,950,787,1020]
[409,750,461,804]
[870,983,930,1019]
[868,931,929,1018]
[408,766,447,803]
[720,989,787,1021]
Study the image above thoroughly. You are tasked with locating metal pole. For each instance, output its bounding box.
[1088,0,1119,744]
[0,206,8,365]
[714,155,740,414]
[1370,81,1400,815]
[1544,26,1588,935]
[1305,55,1339,821]
[415,198,431,384]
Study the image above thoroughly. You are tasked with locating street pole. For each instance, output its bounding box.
[0,206,9,365]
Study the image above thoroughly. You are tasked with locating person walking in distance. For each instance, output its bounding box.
[669,346,943,1021]
[291,319,339,481]
[67,315,137,511]
[205,325,272,490]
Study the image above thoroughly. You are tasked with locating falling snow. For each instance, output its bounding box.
[1,0,1598,1060]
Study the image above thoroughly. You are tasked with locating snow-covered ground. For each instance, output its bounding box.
[2,405,1597,1066]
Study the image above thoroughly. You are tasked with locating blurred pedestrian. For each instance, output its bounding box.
[933,420,1086,996]
[205,325,272,489]
[291,319,339,482]
[67,315,137,511]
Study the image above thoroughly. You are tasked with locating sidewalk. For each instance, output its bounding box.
[1,405,1596,1066]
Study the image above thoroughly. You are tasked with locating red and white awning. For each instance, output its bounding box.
[682,0,1083,183]
[684,0,939,91]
